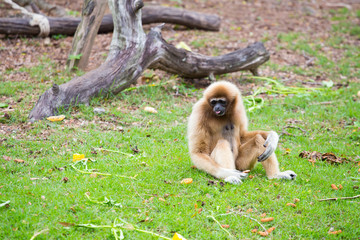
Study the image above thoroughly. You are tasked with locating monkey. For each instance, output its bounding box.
[187,81,296,184]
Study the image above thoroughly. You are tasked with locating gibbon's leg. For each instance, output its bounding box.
[235,134,266,171]
[210,139,246,184]
[190,152,248,183]
[261,154,297,180]
[210,139,235,169]
[238,131,297,180]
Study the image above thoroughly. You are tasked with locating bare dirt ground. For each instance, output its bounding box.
[0,0,359,90]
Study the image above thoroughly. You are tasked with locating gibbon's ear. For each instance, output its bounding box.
[52,84,60,96]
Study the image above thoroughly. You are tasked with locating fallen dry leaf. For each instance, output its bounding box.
[3,155,11,161]
[246,208,253,213]
[73,153,85,162]
[299,151,350,164]
[173,232,187,240]
[47,115,65,122]
[144,106,158,113]
[58,222,74,227]
[62,177,69,183]
[260,217,274,222]
[14,159,24,163]
[251,229,258,233]
[294,198,300,203]
[331,184,338,190]
[258,231,269,236]
[90,173,97,178]
[338,184,343,190]
[286,203,296,208]
[175,41,192,51]
[329,230,342,234]
[181,178,193,184]
[260,213,267,217]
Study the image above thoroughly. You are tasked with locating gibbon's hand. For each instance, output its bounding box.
[258,131,279,162]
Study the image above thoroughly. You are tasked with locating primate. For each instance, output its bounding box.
[187,81,296,184]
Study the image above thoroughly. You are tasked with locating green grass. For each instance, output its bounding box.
[1,7,360,240]
[1,79,359,239]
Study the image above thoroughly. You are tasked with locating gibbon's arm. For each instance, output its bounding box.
[188,127,224,177]
[240,130,279,162]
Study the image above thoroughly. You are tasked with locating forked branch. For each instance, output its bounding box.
[28,0,269,121]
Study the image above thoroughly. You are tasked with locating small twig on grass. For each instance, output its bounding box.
[215,210,267,232]
[318,195,360,202]
[283,126,307,134]
[84,193,122,207]
[76,217,171,240]
[94,147,134,157]
[241,214,268,232]
[309,101,336,105]
[71,159,136,179]
[280,125,308,138]
[0,200,10,208]
[29,228,49,240]
[70,164,111,176]
[207,213,234,239]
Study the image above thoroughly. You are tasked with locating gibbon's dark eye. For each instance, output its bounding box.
[218,99,227,105]
[210,100,217,106]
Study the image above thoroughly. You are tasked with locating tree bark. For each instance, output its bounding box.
[67,0,107,70]
[0,6,220,37]
[13,0,67,17]
[28,0,269,121]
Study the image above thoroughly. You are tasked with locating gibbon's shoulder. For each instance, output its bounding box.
[203,81,240,100]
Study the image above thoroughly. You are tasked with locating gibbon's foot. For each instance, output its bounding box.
[258,131,279,162]
[224,176,242,184]
[217,168,248,181]
[272,170,297,180]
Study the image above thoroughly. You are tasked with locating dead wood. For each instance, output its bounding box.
[0,6,220,37]
[13,0,67,17]
[28,0,269,121]
[67,0,107,70]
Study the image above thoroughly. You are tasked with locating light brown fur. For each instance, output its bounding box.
[187,81,296,183]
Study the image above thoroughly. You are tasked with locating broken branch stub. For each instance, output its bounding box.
[28,0,270,121]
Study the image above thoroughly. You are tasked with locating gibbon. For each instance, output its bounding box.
[187,81,296,184]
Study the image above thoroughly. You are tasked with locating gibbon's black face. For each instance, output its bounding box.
[210,98,227,116]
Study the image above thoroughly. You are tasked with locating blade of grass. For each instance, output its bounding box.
[207,213,234,239]
[29,228,49,240]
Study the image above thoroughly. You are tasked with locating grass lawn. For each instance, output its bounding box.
[1,6,360,240]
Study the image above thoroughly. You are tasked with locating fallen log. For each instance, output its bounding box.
[28,0,269,121]
[0,6,220,37]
